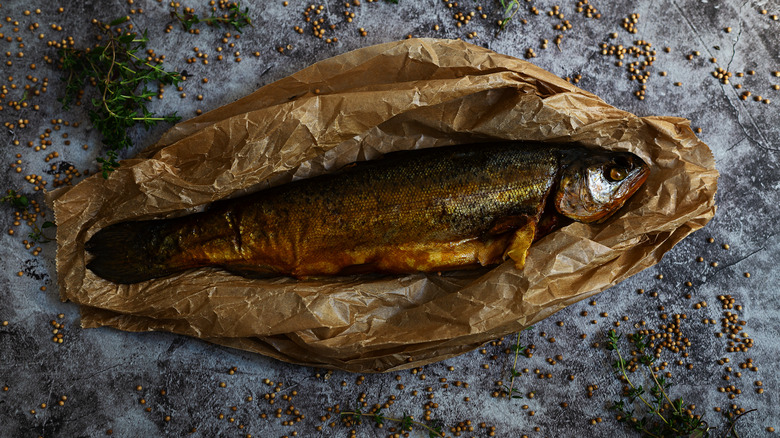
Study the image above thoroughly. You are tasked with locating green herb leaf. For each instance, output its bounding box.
[497,0,521,33]
[401,414,413,430]
[170,2,252,32]
[2,191,54,243]
[58,18,182,178]
[605,329,716,437]
[109,16,130,26]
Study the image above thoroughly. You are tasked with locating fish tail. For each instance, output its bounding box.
[85,220,181,284]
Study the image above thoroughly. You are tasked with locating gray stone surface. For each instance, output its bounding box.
[1,0,778,437]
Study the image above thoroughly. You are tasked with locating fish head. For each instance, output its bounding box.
[554,148,650,223]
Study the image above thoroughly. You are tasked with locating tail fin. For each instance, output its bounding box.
[85,220,179,284]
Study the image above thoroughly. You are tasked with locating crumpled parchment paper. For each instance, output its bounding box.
[47,38,718,372]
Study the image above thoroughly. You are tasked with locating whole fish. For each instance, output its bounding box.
[85,142,650,284]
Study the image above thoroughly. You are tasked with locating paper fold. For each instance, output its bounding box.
[48,38,718,372]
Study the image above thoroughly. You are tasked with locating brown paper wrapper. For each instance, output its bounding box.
[47,39,718,373]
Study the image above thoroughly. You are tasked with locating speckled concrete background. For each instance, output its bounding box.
[1,0,778,437]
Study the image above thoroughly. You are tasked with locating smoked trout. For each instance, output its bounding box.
[85,142,650,284]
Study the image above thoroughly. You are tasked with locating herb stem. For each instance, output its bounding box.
[506,330,522,397]
[98,39,121,119]
[131,117,173,121]
[127,50,167,74]
[611,337,670,426]
[340,411,443,436]
[647,370,676,413]
[721,409,756,438]
[497,0,520,34]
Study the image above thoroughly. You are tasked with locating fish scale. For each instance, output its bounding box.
[85,142,649,283]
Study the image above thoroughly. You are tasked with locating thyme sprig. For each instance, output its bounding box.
[170,2,252,32]
[606,329,711,437]
[497,0,521,33]
[1,190,55,243]
[57,16,182,178]
[341,405,444,437]
[500,325,533,399]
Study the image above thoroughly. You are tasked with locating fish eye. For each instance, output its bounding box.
[607,167,628,181]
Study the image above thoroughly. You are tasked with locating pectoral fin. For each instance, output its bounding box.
[503,219,537,269]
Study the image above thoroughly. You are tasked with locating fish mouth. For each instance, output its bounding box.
[632,160,651,189]
[592,154,650,223]
[623,155,651,196]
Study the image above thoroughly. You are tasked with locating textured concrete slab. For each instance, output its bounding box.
[1,0,778,437]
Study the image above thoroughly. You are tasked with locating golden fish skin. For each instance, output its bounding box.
[85,142,649,284]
